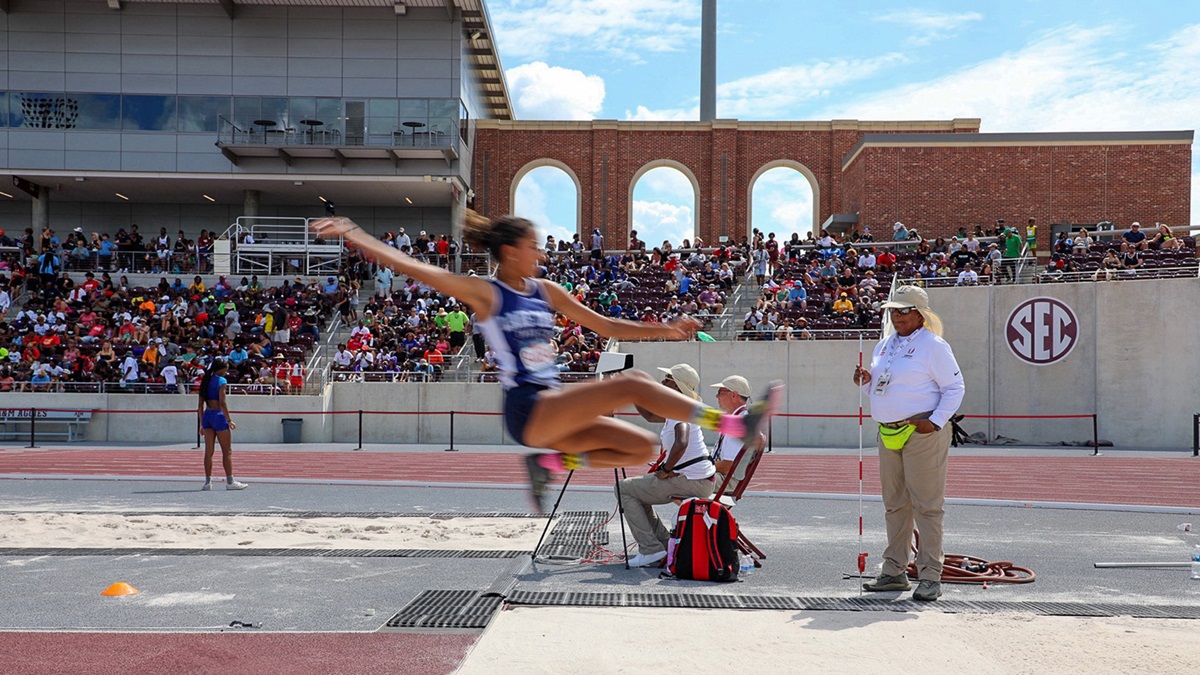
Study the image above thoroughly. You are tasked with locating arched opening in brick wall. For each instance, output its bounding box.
[510,159,583,247]
[628,160,701,250]
[748,160,820,243]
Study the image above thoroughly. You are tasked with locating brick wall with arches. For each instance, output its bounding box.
[471,120,1192,250]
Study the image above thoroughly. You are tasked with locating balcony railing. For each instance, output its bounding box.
[216,116,461,165]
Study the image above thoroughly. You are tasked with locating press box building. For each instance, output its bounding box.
[0,0,511,239]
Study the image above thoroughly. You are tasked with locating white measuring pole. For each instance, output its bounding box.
[857,333,866,594]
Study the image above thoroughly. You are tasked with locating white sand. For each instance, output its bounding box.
[0,513,543,550]
[459,607,1200,675]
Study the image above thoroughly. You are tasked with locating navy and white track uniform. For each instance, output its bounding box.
[477,278,561,443]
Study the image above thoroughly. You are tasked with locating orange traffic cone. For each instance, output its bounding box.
[101,582,139,597]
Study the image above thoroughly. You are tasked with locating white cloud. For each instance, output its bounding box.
[625,104,699,121]
[625,53,904,120]
[506,62,606,120]
[821,23,1200,224]
[490,0,700,62]
[638,166,694,201]
[822,24,1199,133]
[512,167,578,245]
[752,168,815,237]
[632,167,696,246]
[874,10,983,46]
[633,200,695,248]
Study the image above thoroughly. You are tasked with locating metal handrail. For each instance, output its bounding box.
[732,328,882,341]
[896,260,1199,287]
[217,115,462,151]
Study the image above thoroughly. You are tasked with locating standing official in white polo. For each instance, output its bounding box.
[852,285,964,601]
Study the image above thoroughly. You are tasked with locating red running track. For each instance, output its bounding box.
[2,448,1197,673]
[1,448,1197,507]
[0,632,475,675]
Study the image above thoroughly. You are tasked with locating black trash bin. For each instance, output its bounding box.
[281,418,303,444]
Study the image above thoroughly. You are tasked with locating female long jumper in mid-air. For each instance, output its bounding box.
[311,213,779,512]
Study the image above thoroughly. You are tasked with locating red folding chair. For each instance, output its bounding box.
[670,435,768,565]
[711,437,768,563]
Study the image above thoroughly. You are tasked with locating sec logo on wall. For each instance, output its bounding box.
[1005,297,1079,366]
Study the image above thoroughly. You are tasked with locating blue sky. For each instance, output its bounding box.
[489,1,1199,248]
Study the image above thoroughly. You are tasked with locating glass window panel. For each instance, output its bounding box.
[233,97,260,129]
[367,99,396,136]
[315,98,342,137]
[429,99,457,117]
[368,99,397,118]
[76,93,122,130]
[122,95,176,131]
[177,96,229,132]
[9,92,30,128]
[428,98,457,138]
[11,92,114,130]
[316,98,341,123]
[316,97,340,130]
[287,97,315,128]
[255,96,285,129]
[0,93,6,128]
[398,98,428,124]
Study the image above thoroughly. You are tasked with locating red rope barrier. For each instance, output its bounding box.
[960,414,1094,420]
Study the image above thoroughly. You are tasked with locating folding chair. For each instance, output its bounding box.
[710,436,768,564]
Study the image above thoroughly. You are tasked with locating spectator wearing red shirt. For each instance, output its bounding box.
[876,249,897,275]
[436,235,450,268]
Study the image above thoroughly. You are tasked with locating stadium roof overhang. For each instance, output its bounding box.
[2,171,468,209]
[38,0,514,120]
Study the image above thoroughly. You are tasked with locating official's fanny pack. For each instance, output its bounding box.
[879,423,916,451]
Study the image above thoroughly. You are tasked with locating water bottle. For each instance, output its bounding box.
[739,553,754,574]
[1192,545,1200,580]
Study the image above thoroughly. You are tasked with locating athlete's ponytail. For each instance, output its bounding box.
[462,209,533,258]
[198,357,228,402]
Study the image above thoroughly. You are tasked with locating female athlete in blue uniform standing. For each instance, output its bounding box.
[312,213,769,512]
[199,358,248,491]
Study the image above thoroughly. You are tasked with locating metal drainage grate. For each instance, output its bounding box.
[504,591,1200,620]
[0,547,526,559]
[535,511,611,559]
[385,590,504,629]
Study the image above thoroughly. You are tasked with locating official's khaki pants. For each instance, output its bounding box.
[877,426,950,581]
[617,473,714,555]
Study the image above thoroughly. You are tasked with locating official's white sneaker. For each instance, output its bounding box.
[201,482,212,491]
[225,481,249,490]
[626,551,667,568]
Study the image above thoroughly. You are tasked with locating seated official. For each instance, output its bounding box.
[619,364,716,568]
[708,375,759,494]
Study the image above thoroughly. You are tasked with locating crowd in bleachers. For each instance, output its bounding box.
[2,217,1192,393]
[0,224,227,276]
[330,228,747,383]
[737,227,890,340]
[732,219,1195,339]
[0,224,344,392]
[1037,222,1197,283]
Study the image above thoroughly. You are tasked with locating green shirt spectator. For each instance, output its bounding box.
[446,309,469,333]
[1003,231,1021,259]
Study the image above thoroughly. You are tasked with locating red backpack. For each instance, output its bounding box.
[664,498,740,582]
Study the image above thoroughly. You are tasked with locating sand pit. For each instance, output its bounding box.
[459,606,1200,674]
[0,513,543,550]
